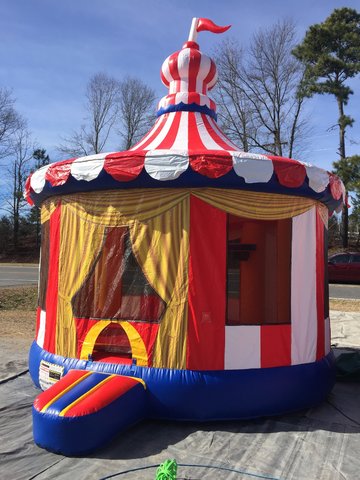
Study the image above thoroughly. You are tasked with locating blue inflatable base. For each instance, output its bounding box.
[29,341,336,422]
[33,382,146,455]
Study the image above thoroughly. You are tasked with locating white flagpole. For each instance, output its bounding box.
[188,17,198,42]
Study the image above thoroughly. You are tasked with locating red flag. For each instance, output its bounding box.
[196,18,231,34]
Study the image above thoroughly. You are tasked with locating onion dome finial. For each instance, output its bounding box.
[157,18,231,121]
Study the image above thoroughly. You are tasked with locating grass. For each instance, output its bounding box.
[0,285,38,311]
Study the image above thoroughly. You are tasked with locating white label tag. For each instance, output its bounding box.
[39,360,64,390]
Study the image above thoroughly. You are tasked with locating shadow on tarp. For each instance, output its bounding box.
[334,348,360,382]
[92,381,360,461]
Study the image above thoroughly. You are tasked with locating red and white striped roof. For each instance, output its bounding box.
[25,23,345,212]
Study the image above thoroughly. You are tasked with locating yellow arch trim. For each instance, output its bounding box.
[80,320,149,367]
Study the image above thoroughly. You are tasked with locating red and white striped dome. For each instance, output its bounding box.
[24,19,345,212]
[159,41,217,114]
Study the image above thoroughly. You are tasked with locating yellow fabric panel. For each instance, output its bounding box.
[60,189,189,225]
[193,189,316,220]
[41,199,60,224]
[130,197,190,369]
[317,203,329,229]
[56,207,106,357]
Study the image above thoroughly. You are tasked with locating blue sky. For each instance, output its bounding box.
[0,0,359,175]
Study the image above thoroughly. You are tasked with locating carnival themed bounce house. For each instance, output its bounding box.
[25,18,345,455]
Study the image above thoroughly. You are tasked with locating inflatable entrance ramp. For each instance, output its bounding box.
[32,370,146,455]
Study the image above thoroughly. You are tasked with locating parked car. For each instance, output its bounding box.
[328,252,360,283]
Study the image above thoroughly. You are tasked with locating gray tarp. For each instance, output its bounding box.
[1,311,360,480]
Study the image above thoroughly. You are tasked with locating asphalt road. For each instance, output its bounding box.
[0,264,39,287]
[329,283,360,300]
[0,264,359,299]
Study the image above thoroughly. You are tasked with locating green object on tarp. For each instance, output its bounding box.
[336,352,360,382]
[155,459,178,480]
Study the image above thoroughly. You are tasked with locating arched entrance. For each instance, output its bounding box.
[80,320,149,366]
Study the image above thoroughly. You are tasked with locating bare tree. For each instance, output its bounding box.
[215,19,308,158]
[0,88,22,159]
[59,72,120,157]
[117,76,156,150]
[3,124,36,247]
[214,41,257,152]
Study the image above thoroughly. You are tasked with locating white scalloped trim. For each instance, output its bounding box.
[30,165,50,193]
[305,165,329,193]
[145,150,189,181]
[232,152,273,183]
[70,153,108,182]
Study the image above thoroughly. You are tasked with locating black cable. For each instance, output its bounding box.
[99,462,283,480]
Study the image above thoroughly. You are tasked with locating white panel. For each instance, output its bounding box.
[37,310,46,348]
[232,153,274,183]
[195,112,223,150]
[196,54,211,93]
[145,114,176,150]
[161,56,172,84]
[30,165,50,193]
[177,48,191,93]
[225,326,260,370]
[325,316,331,355]
[305,165,329,193]
[145,150,189,180]
[207,117,240,151]
[170,112,188,150]
[71,153,107,181]
[130,116,162,151]
[291,207,317,365]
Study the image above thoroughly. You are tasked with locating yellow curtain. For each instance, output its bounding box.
[129,198,189,369]
[193,189,316,220]
[316,203,329,228]
[41,199,60,224]
[60,189,189,225]
[56,207,106,357]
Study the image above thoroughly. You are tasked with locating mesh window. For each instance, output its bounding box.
[72,227,166,322]
[226,214,292,325]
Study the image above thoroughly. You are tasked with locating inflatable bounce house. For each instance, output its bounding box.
[25,18,345,455]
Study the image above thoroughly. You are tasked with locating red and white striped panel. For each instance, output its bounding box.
[224,207,327,370]
[161,44,217,95]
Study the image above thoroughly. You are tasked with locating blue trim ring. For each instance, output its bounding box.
[157,102,217,121]
[29,341,336,421]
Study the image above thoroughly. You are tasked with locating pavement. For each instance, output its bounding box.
[0,264,38,287]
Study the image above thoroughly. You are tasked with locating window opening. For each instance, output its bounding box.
[91,323,132,363]
[226,214,291,325]
[72,227,166,322]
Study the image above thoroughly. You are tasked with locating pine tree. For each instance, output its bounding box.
[293,8,360,247]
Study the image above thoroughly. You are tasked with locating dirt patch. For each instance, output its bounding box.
[0,286,37,339]
[330,298,360,312]
[0,310,35,338]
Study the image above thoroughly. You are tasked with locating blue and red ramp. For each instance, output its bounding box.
[33,370,147,455]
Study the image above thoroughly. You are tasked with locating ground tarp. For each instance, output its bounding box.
[1,311,360,480]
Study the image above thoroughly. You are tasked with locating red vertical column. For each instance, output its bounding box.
[43,204,61,353]
[316,209,325,360]
[186,195,226,370]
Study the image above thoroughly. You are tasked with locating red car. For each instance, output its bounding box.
[328,252,360,283]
